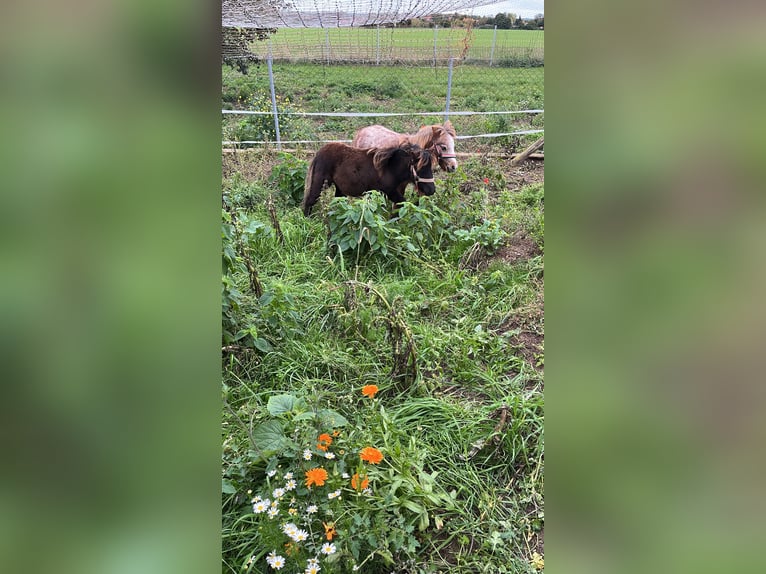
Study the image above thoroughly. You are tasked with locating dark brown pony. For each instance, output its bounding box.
[302,143,435,216]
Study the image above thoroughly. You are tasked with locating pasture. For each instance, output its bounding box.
[222,63,544,151]
[249,28,544,65]
[222,56,543,574]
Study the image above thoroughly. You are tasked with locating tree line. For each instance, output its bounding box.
[396,13,544,30]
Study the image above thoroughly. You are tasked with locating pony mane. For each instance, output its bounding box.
[411,121,457,150]
[411,126,434,149]
[372,143,420,171]
[416,149,431,171]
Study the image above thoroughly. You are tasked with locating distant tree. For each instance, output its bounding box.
[495,13,512,29]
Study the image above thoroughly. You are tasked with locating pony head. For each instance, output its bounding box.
[417,121,457,172]
[373,144,436,197]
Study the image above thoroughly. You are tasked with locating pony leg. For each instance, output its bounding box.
[386,187,407,217]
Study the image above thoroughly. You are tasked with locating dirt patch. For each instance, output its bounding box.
[493,293,544,376]
[493,231,541,264]
[460,231,541,272]
[505,159,545,191]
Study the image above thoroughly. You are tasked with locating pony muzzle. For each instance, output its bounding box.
[437,152,458,172]
[411,166,436,196]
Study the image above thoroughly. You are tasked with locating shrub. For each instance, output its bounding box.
[270,153,309,206]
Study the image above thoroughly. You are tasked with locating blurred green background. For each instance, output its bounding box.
[2,1,766,573]
[548,2,766,573]
[0,1,220,573]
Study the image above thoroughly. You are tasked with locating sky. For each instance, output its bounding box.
[456,0,544,18]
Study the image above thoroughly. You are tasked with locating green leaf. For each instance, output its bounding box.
[253,337,273,353]
[222,479,237,494]
[251,420,287,454]
[400,500,425,515]
[293,411,316,422]
[267,394,306,416]
[418,511,430,531]
[317,409,348,427]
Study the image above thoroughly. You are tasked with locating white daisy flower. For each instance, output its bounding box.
[291,529,309,542]
[273,488,286,499]
[267,553,285,570]
[253,500,269,513]
[305,505,318,514]
[267,469,277,478]
[305,565,321,574]
[267,507,279,519]
[362,487,372,495]
[282,522,298,537]
[307,558,320,568]
[283,472,294,480]
[284,479,297,491]
[320,542,336,555]
[303,450,312,460]
[324,452,335,459]
[341,473,350,479]
[327,490,341,500]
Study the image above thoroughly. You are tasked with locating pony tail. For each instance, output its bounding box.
[302,156,316,215]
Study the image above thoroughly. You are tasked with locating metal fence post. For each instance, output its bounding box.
[376,25,380,65]
[490,26,497,66]
[444,57,454,121]
[432,25,438,68]
[325,29,330,65]
[267,55,281,150]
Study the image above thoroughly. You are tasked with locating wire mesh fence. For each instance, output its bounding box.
[254,27,544,67]
[221,29,544,155]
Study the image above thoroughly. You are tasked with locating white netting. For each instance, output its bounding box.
[223,0,505,28]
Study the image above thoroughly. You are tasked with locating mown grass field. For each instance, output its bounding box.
[250,28,543,65]
[222,143,544,574]
[222,63,544,151]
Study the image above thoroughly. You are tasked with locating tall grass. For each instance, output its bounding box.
[222,151,544,573]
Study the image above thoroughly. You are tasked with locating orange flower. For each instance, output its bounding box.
[361,385,379,398]
[323,521,337,541]
[332,430,340,437]
[317,433,333,451]
[305,467,328,487]
[360,447,384,464]
[351,473,369,491]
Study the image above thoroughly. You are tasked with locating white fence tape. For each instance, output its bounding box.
[222,109,543,117]
[222,129,543,147]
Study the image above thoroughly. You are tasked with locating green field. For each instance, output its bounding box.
[251,28,544,64]
[222,63,544,150]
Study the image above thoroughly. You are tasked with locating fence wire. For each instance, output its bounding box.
[222,28,543,154]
